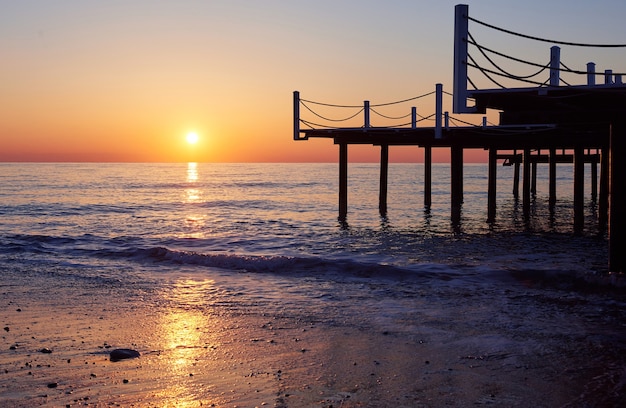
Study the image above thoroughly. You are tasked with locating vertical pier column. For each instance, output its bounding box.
[549,147,557,208]
[599,145,609,229]
[338,142,348,220]
[487,147,497,222]
[513,150,520,199]
[531,160,538,196]
[379,144,389,216]
[573,146,585,233]
[591,149,598,201]
[609,120,626,272]
[424,145,432,208]
[523,148,531,216]
[451,145,463,222]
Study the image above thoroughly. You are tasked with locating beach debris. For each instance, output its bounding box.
[3,326,9,332]
[109,348,140,362]
[39,348,52,354]
[47,382,58,388]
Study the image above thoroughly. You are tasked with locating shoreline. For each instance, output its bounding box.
[2,267,625,407]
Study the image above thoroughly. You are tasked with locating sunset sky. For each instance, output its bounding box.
[2,0,625,163]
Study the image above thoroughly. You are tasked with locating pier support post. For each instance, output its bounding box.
[549,147,557,208]
[424,145,432,208]
[513,150,520,199]
[487,147,497,222]
[379,144,389,216]
[573,146,585,233]
[523,148,531,217]
[591,149,598,201]
[531,160,537,196]
[599,145,609,230]
[451,145,463,223]
[339,142,348,220]
[609,120,626,272]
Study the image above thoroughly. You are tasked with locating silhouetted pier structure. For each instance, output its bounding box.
[293,4,626,273]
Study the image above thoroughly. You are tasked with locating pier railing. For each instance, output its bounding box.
[294,84,487,141]
[453,4,626,113]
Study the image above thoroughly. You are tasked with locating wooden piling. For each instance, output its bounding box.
[513,150,520,199]
[609,120,626,273]
[339,142,348,220]
[451,145,463,222]
[531,159,537,196]
[549,147,557,207]
[379,144,389,216]
[590,149,598,201]
[487,147,497,222]
[573,146,585,233]
[424,145,432,208]
[599,146,609,229]
[523,148,531,216]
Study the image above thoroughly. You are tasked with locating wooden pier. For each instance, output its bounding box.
[293,4,626,273]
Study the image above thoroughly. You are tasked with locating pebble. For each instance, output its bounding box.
[109,348,140,362]
[39,348,52,354]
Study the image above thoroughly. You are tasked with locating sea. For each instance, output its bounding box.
[0,162,611,278]
[1,162,624,405]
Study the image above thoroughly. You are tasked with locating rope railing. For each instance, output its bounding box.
[461,10,626,94]
[467,15,626,48]
[297,89,448,131]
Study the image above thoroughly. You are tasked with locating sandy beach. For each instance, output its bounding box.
[2,265,625,408]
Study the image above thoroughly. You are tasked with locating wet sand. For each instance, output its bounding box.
[2,270,625,407]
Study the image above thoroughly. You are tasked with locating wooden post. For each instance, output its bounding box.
[549,147,557,208]
[339,142,348,220]
[487,147,497,222]
[411,107,417,129]
[424,145,432,208]
[435,84,443,138]
[573,146,585,233]
[364,101,370,128]
[453,4,475,113]
[587,62,596,86]
[599,145,609,229]
[531,159,537,196]
[549,46,560,86]
[293,91,302,140]
[451,145,463,222]
[609,120,626,272]
[513,151,520,199]
[379,144,389,216]
[523,148,531,216]
[591,149,598,201]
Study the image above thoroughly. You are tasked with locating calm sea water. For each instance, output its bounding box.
[2,162,624,405]
[0,162,609,281]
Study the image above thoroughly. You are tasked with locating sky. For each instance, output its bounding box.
[2,0,625,163]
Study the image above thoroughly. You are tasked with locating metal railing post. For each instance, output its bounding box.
[435,83,443,139]
[587,62,596,86]
[549,46,560,86]
[293,91,301,140]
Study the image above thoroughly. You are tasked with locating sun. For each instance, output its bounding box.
[186,132,199,144]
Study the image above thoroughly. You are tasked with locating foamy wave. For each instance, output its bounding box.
[131,246,415,278]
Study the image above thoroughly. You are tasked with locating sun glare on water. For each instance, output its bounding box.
[186,132,199,144]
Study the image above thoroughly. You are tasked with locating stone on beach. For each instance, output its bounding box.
[109,348,140,362]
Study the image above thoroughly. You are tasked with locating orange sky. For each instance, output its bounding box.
[2,1,625,163]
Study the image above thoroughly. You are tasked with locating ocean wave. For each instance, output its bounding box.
[129,246,416,278]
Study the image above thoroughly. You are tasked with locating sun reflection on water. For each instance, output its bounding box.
[182,162,207,238]
[153,278,224,406]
